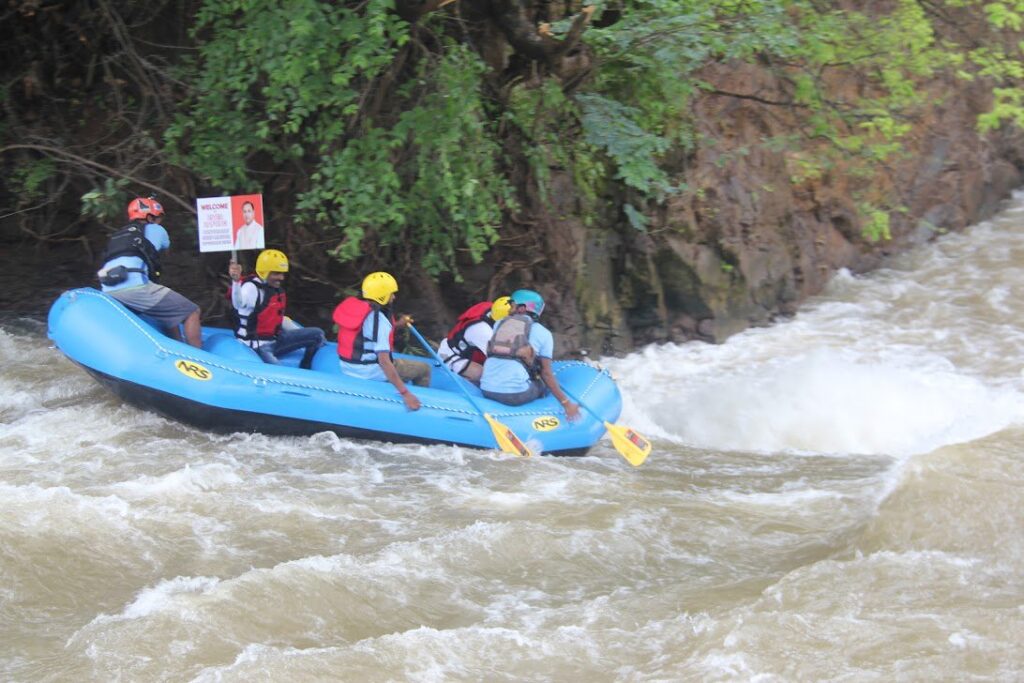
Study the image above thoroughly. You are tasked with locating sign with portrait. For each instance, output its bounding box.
[196,194,265,252]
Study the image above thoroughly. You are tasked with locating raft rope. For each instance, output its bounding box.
[72,289,603,420]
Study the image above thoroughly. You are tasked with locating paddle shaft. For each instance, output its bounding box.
[406,324,480,409]
[406,325,532,457]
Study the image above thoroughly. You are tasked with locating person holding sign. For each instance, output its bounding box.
[233,200,264,250]
[228,249,325,369]
[97,196,202,349]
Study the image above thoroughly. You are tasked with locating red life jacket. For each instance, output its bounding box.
[229,275,286,342]
[333,296,394,364]
[445,301,494,365]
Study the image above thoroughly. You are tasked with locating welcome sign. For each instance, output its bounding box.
[196,194,265,252]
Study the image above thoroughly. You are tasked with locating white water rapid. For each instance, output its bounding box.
[2,194,1024,680]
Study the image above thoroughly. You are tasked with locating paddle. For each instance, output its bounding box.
[407,324,534,458]
[560,386,652,467]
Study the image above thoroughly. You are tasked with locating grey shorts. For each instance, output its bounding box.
[482,380,546,406]
[110,283,199,328]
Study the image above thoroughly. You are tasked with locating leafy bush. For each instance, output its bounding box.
[165,0,1024,260]
[168,1,510,276]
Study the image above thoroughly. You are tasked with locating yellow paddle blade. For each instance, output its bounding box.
[604,421,651,467]
[484,413,534,458]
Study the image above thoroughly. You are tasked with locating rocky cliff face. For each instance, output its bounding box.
[534,62,1023,357]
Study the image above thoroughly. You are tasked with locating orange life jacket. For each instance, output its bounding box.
[333,296,394,364]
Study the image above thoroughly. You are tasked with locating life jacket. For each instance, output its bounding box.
[487,313,538,374]
[229,275,286,342]
[334,296,394,364]
[99,222,162,283]
[444,301,494,365]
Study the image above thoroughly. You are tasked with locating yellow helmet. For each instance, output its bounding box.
[255,249,289,280]
[362,271,398,305]
[490,296,512,321]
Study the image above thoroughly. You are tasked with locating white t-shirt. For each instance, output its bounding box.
[234,222,264,250]
[230,277,270,348]
[438,320,494,374]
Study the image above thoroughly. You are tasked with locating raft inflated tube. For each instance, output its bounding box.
[48,288,623,456]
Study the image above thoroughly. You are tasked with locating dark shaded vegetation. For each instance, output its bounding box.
[2,1,1022,347]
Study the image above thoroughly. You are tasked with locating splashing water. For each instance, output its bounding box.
[3,195,1024,680]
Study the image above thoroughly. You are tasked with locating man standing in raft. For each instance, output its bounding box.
[438,296,512,384]
[97,196,202,348]
[480,289,580,419]
[228,249,326,369]
[334,271,431,411]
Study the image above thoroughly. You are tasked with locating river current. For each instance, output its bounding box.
[2,194,1024,681]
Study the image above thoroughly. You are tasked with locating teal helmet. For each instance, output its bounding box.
[511,289,544,317]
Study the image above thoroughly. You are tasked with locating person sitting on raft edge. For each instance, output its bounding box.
[438,296,513,384]
[97,196,202,348]
[479,289,580,420]
[333,271,432,411]
[227,249,326,369]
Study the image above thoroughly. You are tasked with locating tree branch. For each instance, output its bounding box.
[704,88,798,108]
[0,143,195,214]
[495,2,594,62]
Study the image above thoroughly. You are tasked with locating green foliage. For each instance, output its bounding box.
[502,80,609,220]
[979,87,1024,130]
[299,46,511,276]
[168,0,409,190]
[164,0,1024,266]
[950,1,1024,131]
[569,1,957,240]
[577,94,673,198]
[983,1,1024,29]
[763,1,944,232]
[858,203,893,242]
[623,203,649,232]
[390,48,510,274]
[81,178,131,222]
[298,127,400,262]
[9,157,56,202]
[583,4,712,143]
[168,1,511,277]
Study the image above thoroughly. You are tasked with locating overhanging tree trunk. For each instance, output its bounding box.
[395,0,595,83]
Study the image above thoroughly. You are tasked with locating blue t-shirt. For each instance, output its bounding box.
[480,319,553,394]
[100,222,170,293]
[339,309,393,382]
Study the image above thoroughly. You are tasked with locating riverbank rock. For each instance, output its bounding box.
[543,60,1024,355]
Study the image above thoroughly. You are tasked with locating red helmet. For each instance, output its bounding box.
[126,196,165,222]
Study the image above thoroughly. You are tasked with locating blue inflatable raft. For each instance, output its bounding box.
[47,288,623,456]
